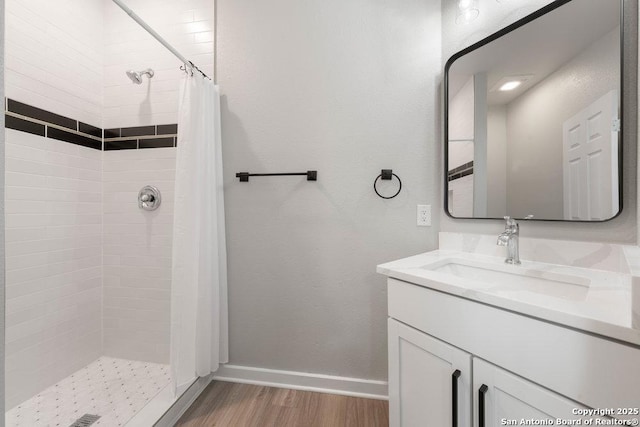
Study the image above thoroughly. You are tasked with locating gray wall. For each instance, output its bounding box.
[441,0,637,244]
[218,0,441,380]
[506,28,619,219]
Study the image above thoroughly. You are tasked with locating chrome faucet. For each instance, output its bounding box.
[497,216,521,265]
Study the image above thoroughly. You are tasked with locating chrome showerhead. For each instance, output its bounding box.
[126,70,142,84]
[126,68,155,84]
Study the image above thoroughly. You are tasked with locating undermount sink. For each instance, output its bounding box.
[423,258,591,301]
[377,236,639,345]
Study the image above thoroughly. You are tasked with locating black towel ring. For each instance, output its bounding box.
[374,169,402,199]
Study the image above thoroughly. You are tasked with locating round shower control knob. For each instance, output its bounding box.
[138,186,161,211]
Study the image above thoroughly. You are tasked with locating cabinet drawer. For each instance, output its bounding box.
[388,278,640,418]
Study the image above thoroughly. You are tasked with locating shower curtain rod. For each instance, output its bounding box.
[111,0,211,80]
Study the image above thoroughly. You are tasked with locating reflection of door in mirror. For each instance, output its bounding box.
[502,23,620,220]
[562,90,619,221]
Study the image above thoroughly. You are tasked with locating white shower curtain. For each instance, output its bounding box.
[170,73,228,395]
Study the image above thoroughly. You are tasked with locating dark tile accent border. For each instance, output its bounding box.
[157,124,178,135]
[448,161,474,176]
[448,161,474,181]
[5,115,46,137]
[79,122,102,138]
[8,99,77,131]
[448,167,474,181]
[121,125,156,137]
[6,98,178,151]
[104,123,178,150]
[104,128,121,138]
[104,139,138,151]
[139,137,175,149]
[48,127,102,150]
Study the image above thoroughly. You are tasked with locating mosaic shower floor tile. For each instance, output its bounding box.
[5,357,170,427]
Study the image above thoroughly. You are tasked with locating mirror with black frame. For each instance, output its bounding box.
[444,0,622,221]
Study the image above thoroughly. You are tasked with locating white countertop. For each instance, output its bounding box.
[378,248,640,347]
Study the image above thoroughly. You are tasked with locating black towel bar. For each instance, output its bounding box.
[236,171,317,182]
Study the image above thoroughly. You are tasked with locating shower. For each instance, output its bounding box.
[126,68,154,84]
[2,0,218,423]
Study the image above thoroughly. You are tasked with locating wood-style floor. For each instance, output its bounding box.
[175,381,389,427]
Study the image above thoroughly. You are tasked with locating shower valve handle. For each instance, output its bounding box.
[138,186,161,211]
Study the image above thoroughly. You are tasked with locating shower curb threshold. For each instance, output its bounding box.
[125,375,212,427]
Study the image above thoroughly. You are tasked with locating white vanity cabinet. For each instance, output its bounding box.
[386,277,640,427]
[388,319,598,427]
[388,319,471,427]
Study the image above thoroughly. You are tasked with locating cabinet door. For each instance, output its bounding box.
[473,358,606,426]
[388,319,472,427]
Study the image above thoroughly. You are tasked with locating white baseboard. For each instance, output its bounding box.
[212,364,388,400]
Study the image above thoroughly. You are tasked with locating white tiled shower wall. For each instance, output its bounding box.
[5,0,104,127]
[4,0,105,409]
[4,131,103,409]
[4,0,214,410]
[102,148,176,363]
[103,0,214,129]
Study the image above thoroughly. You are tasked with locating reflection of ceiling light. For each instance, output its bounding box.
[499,81,522,91]
[456,0,479,25]
[490,75,534,93]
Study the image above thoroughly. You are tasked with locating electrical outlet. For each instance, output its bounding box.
[417,204,431,226]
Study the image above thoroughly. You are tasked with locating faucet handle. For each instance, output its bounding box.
[503,216,518,230]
